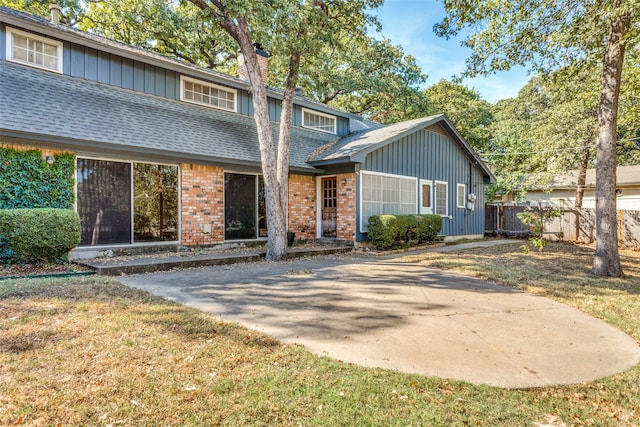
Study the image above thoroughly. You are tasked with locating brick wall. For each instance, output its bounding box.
[181,163,225,246]
[288,174,317,240]
[336,173,356,241]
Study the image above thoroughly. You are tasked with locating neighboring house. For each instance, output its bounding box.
[510,166,640,211]
[0,6,494,253]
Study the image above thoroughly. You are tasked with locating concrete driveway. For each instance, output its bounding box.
[118,251,640,388]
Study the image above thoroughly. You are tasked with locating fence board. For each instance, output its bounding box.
[485,205,640,248]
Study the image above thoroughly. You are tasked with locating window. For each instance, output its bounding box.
[360,171,417,232]
[7,27,62,73]
[76,159,179,246]
[434,181,448,216]
[420,180,433,214]
[224,173,266,240]
[457,184,466,208]
[181,76,236,112]
[302,108,337,134]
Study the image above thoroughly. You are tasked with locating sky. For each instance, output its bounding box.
[372,0,531,103]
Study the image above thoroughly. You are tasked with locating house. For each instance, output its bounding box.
[0,6,494,254]
[509,166,640,211]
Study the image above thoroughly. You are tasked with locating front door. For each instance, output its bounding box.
[321,177,337,238]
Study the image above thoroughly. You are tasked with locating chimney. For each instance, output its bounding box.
[238,43,270,83]
[49,3,61,24]
[294,87,303,96]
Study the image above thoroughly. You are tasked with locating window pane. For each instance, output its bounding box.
[77,159,132,245]
[225,173,257,240]
[360,172,417,231]
[133,163,179,242]
[422,184,431,208]
[457,184,465,207]
[258,176,267,237]
[435,183,447,216]
[303,110,336,133]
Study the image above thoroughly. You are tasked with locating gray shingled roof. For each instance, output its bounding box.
[0,62,334,171]
[0,5,359,120]
[309,116,442,164]
[308,114,494,180]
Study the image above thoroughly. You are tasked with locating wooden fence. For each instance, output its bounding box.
[485,205,640,249]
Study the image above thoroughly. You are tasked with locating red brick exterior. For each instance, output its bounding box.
[180,163,225,246]
[288,174,317,240]
[336,173,357,241]
[1,140,357,245]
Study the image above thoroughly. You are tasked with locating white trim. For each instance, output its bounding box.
[301,108,337,134]
[456,183,466,209]
[6,27,63,73]
[180,75,237,112]
[419,179,433,214]
[359,170,418,233]
[434,180,448,217]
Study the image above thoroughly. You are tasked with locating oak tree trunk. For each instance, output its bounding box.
[574,134,593,209]
[591,1,629,277]
[233,18,288,261]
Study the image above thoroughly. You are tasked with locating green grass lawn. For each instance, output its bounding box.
[1,242,639,426]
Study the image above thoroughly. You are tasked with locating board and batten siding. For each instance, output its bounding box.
[357,128,486,240]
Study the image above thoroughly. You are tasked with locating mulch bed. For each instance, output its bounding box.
[0,262,94,279]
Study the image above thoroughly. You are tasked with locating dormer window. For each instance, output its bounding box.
[180,76,236,112]
[302,108,336,134]
[6,27,63,73]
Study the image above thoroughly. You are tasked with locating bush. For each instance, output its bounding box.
[0,209,81,263]
[367,214,442,250]
[0,147,75,209]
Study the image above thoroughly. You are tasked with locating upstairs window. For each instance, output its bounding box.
[7,27,63,73]
[181,76,236,112]
[302,108,336,134]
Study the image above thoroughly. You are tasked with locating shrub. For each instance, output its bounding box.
[367,214,442,250]
[0,147,75,209]
[0,208,81,263]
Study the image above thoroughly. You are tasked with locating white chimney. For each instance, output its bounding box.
[49,3,61,24]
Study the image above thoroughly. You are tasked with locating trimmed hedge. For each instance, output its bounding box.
[0,208,81,263]
[367,214,442,250]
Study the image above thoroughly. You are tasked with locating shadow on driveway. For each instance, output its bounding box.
[119,253,640,388]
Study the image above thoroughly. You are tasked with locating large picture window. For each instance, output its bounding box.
[360,171,417,232]
[224,173,266,240]
[76,159,179,246]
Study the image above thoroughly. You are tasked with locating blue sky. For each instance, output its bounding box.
[372,0,531,103]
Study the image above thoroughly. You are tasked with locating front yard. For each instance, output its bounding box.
[1,242,639,426]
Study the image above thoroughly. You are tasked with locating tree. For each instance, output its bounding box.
[186,0,380,261]
[423,80,493,152]
[436,0,638,276]
[293,36,428,123]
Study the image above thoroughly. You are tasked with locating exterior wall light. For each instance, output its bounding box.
[45,155,55,165]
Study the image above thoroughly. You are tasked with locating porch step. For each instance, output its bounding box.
[79,245,352,276]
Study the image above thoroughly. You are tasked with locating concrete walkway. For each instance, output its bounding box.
[118,241,640,388]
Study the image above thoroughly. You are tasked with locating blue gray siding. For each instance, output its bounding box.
[357,128,486,240]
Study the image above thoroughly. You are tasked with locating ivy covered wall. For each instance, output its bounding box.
[0,147,76,209]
